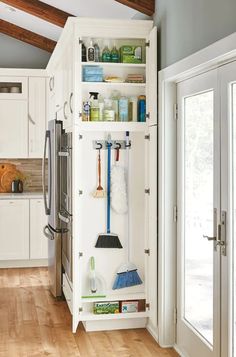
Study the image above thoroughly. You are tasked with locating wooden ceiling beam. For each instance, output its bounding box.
[115,0,155,16]
[1,0,73,27]
[0,19,56,52]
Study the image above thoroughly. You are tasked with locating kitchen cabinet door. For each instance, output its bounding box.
[30,199,48,259]
[0,199,29,260]
[0,100,28,158]
[29,77,46,158]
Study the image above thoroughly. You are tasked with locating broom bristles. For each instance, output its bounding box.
[93,189,106,198]
[95,234,123,248]
[112,269,142,290]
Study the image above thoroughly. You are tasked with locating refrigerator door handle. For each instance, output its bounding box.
[43,225,54,240]
[43,130,52,215]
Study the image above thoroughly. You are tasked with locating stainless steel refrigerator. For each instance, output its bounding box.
[42,119,73,298]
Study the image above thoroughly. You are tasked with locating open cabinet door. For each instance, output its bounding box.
[146,26,157,126]
[147,124,158,337]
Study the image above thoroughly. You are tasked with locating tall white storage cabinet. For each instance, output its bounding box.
[47,18,157,338]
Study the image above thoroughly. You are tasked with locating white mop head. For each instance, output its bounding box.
[111,165,128,214]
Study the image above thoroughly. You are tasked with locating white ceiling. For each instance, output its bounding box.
[0,0,143,41]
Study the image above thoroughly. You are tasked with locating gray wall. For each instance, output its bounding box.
[0,34,50,69]
[154,0,236,69]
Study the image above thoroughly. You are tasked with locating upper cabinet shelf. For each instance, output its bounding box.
[82,62,146,68]
[81,82,146,87]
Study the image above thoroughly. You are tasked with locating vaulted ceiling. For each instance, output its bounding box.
[0,0,154,53]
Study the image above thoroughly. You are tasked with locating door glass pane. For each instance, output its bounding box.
[232,83,236,356]
[184,90,214,344]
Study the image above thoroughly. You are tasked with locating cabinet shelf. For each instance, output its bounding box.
[78,121,147,132]
[82,82,146,88]
[81,292,146,303]
[82,62,146,68]
[80,311,149,321]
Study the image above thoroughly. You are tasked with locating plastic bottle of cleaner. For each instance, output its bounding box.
[90,92,100,121]
[83,96,90,121]
[110,90,120,121]
[94,43,100,62]
[98,94,104,121]
[104,99,115,121]
[87,40,95,62]
[102,44,111,62]
[111,45,119,63]
[129,96,138,121]
[82,43,87,62]
[138,95,146,122]
[119,97,129,122]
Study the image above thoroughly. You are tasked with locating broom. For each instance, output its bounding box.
[112,132,142,289]
[95,138,123,248]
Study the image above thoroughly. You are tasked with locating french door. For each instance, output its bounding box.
[176,64,235,357]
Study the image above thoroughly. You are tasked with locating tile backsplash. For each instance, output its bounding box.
[0,159,46,192]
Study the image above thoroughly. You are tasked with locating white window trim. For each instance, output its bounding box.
[158,31,236,348]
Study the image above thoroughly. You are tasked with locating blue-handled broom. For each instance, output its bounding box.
[112,132,142,289]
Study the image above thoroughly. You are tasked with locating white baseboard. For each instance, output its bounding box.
[147,323,159,343]
[0,259,48,268]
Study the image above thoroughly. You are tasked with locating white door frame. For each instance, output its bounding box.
[158,32,236,352]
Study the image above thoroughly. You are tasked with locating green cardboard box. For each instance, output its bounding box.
[120,45,142,63]
[93,301,120,314]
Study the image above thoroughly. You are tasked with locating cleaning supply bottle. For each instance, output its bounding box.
[82,97,90,121]
[119,97,129,122]
[94,43,100,62]
[104,99,115,121]
[98,94,104,121]
[110,90,120,121]
[90,92,99,121]
[87,40,95,62]
[102,44,111,62]
[129,96,138,121]
[82,43,87,62]
[138,95,146,122]
[111,45,119,63]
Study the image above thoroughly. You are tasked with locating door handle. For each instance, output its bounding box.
[203,210,226,256]
[43,225,54,240]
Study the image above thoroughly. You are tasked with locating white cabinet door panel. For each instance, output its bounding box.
[0,100,28,158]
[30,199,48,259]
[0,200,29,260]
[29,77,46,158]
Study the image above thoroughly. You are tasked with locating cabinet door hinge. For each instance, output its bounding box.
[144,249,150,255]
[79,252,83,258]
[79,190,83,195]
[146,303,150,309]
[79,134,83,140]
[174,104,178,120]
[145,41,150,47]
[79,39,83,45]
[79,112,83,118]
[146,112,150,120]
[79,307,83,312]
[145,134,150,141]
[174,307,177,324]
[173,205,178,222]
[145,188,150,195]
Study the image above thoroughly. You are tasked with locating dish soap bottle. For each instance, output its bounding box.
[90,92,100,121]
[87,40,95,62]
[102,44,111,62]
[111,45,119,63]
[82,43,87,62]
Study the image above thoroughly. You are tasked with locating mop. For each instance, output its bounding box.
[112,132,142,289]
[95,138,123,248]
[111,146,128,214]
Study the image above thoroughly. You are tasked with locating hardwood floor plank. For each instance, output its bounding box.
[0,268,179,357]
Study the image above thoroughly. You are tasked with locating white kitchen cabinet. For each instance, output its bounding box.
[28,77,46,158]
[0,100,28,158]
[47,18,157,338]
[30,199,48,259]
[0,199,29,260]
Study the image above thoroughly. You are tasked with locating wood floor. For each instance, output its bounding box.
[0,267,178,357]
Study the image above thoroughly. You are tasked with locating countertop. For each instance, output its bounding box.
[0,192,43,199]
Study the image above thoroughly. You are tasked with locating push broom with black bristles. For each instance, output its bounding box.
[112,132,142,289]
[95,136,123,249]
